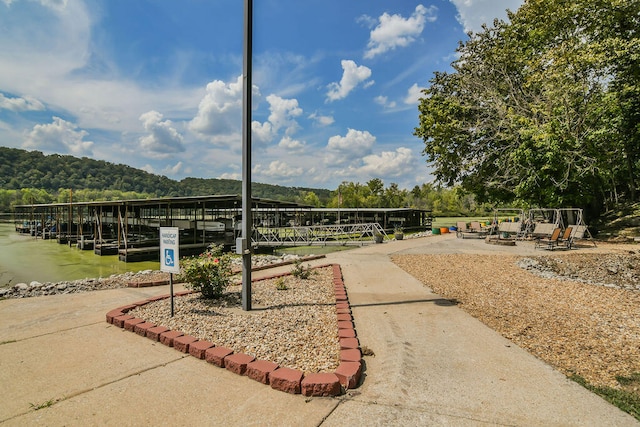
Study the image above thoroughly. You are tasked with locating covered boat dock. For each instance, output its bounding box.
[13,195,432,261]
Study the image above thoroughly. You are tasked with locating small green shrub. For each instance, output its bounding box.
[179,245,232,298]
[291,260,313,279]
[275,277,288,290]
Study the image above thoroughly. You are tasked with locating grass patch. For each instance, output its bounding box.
[29,399,56,411]
[570,374,640,421]
[0,339,17,345]
[617,372,640,387]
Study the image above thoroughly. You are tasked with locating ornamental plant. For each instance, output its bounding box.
[179,244,232,298]
[290,259,314,280]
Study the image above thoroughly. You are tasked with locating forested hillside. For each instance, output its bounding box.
[0,147,331,210]
[0,147,183,195]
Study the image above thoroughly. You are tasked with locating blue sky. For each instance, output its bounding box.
[0,0,523,191]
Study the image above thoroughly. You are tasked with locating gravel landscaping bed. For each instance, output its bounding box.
[127,266,341,374]
[391,247,640,392]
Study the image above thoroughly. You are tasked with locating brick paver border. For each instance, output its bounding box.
[106,263,362,396]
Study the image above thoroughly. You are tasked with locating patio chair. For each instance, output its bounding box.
[469,221,484,232]
[535,227,562,250]
[559,226,573,249]
[456,221,468,238]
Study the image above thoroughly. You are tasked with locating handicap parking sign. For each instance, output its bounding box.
[164,249,175,267]
[160,227,180,273]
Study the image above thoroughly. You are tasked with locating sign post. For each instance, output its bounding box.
[241,0,253,311]
[160,227,180,317]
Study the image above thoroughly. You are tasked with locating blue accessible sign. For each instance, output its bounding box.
[159,227,180,274]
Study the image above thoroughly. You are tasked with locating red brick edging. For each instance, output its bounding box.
[107,263,362,397]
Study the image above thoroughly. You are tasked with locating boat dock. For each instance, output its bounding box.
[13,195,432,262]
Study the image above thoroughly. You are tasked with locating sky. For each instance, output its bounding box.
[0,0,524,191]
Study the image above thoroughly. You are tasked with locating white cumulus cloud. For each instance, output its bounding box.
[23,116,94,156]
[254,160,304,179]
[404,83,424,105]
[326,128,376,166]
[189,76,244,140]
[266,94,302,135]
[363,4,437,59]
[449,0,523,33]
[219,172,241,180]
[326,60,373,102]
[138,110,185,157]
[278,136,306,152]
[358,147,415,176]
[252,94,303,143]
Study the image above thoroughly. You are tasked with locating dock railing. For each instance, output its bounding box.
[252,222,388,247]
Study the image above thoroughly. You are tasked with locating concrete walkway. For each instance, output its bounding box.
[0,234,637,426]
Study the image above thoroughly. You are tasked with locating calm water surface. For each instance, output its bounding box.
[0,222,159,285]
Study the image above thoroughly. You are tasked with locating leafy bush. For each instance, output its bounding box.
[179,245,232,298]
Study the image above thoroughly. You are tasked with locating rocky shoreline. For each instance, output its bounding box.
[0,253,312,299]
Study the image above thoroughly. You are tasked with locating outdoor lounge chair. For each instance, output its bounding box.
[559,226,573,249]
[456,221,468,238]
[460,221,488,238]
[469,221,487,232]
[535,227,562,250]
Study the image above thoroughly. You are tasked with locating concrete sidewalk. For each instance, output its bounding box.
[0,234,637,426]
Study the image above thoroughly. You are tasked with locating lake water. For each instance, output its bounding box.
[0,222,159,286]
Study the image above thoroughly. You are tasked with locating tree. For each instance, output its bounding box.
[415,0,640,217]
[302,191,321,207]
[381,183,406,208]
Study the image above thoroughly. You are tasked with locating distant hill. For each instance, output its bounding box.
[0,147,331,203]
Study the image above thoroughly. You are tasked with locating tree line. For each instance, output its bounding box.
[0,147,482,216]
[303,179,489,216]
[414,0,639,220]
[0,147,332,211]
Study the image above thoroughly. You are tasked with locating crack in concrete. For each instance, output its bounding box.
[0,355,189,424]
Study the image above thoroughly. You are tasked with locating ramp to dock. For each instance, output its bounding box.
[253,223,387,247]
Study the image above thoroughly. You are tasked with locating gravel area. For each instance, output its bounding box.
[128,266,341,374]
[391,246,640,391]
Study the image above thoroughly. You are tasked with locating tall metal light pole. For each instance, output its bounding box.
[240,0,253,311]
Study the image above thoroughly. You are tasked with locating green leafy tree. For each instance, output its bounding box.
[302,191,322,207]
[415,0,640,217]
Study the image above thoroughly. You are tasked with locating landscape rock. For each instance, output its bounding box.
[0,254,316,299]
[517,253,640,291]
[14,283,28,291]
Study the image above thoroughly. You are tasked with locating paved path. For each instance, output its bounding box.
[0,234,637,426]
